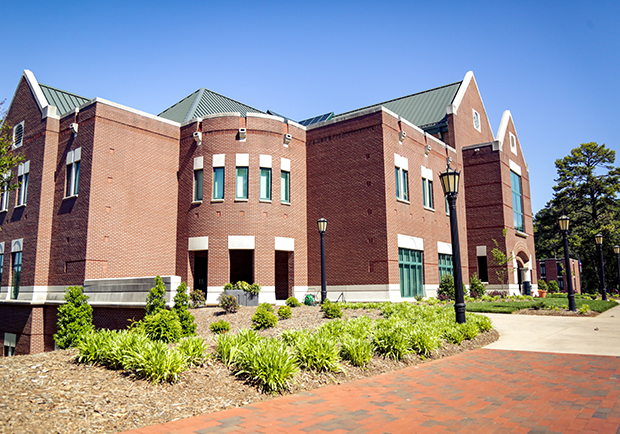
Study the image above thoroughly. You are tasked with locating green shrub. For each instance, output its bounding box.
[54,286,94,349]
[234,338,298,393]
[177,336,209,367]
[252,307,278,330]
[285,297,302,307]
[219,293,239,314]
[103,329,150,370]
[373,324,411,360]
[321,300,343,319]
[258,302,274,312]
[409,327,442,356]
[235,281,251,292]
[532,301,545,310]
[340,335,374,367]
[76,329,114,365]
[469,273,486,299]
[293,333,342,372]
[437,274,456,301]
[209,319,231,334]
[140,309,183,343]
[343,316,373,339]
[248,283,261,296]
[547,280,560,294]
[216,333,242,367]
[459,322,479,340]
[538,280,548,291]
[443,325,465,344]
[579,304,591,314]
[278,305,292,319]
[467,314,493,332]
[223,282,234,291]
[173,282,197,337]
[146,276,167,315]
[127,340,187,384]
[189,288,206,308]
[280,329,310,346]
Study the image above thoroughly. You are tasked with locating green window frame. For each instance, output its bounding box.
[11,251,21,300]
[399,248,424,298]
[395,167,408,201]
[438,253,453,279]
[281,171,290,203]
[260,168,272,201]
[194,169,203,201]
[236,167,248,200]
[213,167,224,200]
[511,170,524,232]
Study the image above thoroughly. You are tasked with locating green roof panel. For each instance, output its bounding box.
[334,81,462,128]
[158,88,264,123]
[39,84,90,116]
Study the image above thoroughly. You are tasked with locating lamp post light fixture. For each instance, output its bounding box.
[558,215,576,311]
[439,160,466,324]
[595,233,607,301]
[317,216,328,304]
[614,245,620,297]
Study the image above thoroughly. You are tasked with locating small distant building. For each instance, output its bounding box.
[536,258,581,293]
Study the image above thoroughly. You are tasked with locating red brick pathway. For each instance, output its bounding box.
[119,349,620,434]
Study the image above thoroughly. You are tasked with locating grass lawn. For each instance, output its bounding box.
[465,297,618,314]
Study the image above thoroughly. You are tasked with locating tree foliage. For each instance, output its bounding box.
[0,100,26,192]
[146,276,167,315]
[173,281,197,337]
[534,142,620,293]
[54,286,94,349]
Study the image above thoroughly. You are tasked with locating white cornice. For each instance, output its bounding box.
[446,71,494,137]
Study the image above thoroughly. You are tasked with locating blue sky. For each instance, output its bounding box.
[1,0,618,214]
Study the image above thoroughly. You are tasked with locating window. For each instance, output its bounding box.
[65,148,81,197]
[540,263,546,279]
[0,253,3,291]
[438,254,453,279]
[477,255,488,282]
[423,178,434,209]
[281,171,290,203]
[509,132,517,155]
[194,169,203,201]
[4,333,15,357]
[395,167,408,201]
[473,109,481,131]
[0,182,8,211]
[399,248,424,297]
[17,161,29,206]
[213,167,224,200]
[12,122,24,149]
[558,279,564,290]
[260,168,272,201]
[557,262,563,276]
[444,195,450,215]
[11,251,21,300]
[236,167,248,200]
[511,170,524,232]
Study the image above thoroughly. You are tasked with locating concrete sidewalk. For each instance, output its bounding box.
[484,303,620,356]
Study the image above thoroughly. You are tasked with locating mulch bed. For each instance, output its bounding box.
[0,306,498,434]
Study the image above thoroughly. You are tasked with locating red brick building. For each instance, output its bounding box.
[536,258,582,294]
[1,70,536,355]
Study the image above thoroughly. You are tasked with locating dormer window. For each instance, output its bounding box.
[12,122,24,149]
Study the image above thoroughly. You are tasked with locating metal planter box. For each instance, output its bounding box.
[225,290,259,306]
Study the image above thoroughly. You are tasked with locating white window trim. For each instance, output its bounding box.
[422,177,434,211]
[472,109,481,132]
[395,154,409,202]
[509,132,518,155]
[65,148,81,198]
[12,122,24,149]
[280,170,290,204]
[16,161,30,207]
[0,172,10,212]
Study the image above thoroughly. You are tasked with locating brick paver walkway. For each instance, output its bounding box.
[119,349,620,433]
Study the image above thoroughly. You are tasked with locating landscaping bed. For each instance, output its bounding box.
[464,296,618,315]
[0,305,497,434]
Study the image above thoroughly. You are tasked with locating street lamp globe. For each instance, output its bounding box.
[558,215,570,232]
[595,233,603,245]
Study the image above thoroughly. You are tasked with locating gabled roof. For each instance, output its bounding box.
[158,88,264,123]
[39,84,90,116]
[332,81,462,129]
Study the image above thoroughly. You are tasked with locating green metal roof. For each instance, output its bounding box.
[158,88,264,123]
[39,84,90,116]
[332,81,462,129]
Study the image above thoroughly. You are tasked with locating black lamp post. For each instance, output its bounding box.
[614,245,620,297]
[439,161,466,324]
[595,233,607,301]
[317,217,328,304]
[558,215,576,311]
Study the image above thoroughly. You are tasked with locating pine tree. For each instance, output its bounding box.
[173,282,196,337]
[146,276,167,315]
[54,286,93,349]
